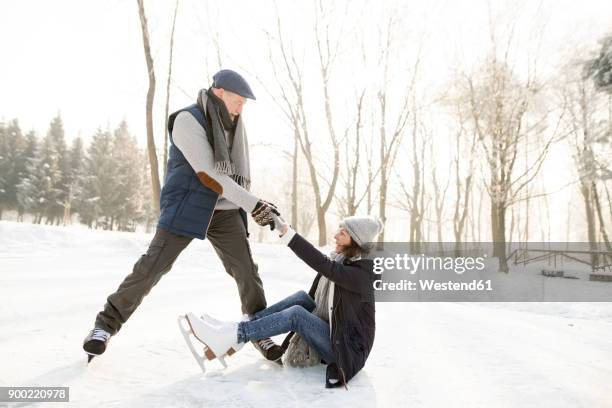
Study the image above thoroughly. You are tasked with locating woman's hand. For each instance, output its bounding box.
[272,214,289,236]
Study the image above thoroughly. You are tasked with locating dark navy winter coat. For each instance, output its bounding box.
[281,233,377,389]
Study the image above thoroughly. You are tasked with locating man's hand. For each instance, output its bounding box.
[251,200,281,230]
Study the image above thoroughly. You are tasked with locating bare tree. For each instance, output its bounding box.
[338,88,382,218]
[430,144,451,247]
[554,59,609,272]
[258,3,343,245]
[461,51,557,272]
[310,1,342,244]
[136,0,160,214]
[584,37,612,252]
[592,182,610,249]
[291,135,298,228]
[339,90,365,218]
[365,122,375,215]
[247,30,302,231]
[163,0,180,180]
[560,69,600,261]
[376,15,420,244]
[336,35,383,219]
[396,114,428,252]
[451,111,478,254]
[300,210,316,238]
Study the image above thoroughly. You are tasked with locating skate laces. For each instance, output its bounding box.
[257,338,276,351]
[91,328,111,342]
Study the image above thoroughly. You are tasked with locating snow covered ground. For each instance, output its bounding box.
[1,220,612,407]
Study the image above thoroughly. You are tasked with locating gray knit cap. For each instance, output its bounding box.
[339,216,384,251]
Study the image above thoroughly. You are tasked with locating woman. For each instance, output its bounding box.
[182,214,383,388]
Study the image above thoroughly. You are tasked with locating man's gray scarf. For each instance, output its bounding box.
[284,252,346,367]
[197,88,251,190]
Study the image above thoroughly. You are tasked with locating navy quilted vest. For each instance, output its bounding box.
[157,104,219,239]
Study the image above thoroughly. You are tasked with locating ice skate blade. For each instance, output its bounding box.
[179,314,236,372]
[184,313,236,358]
[178,315,207,373]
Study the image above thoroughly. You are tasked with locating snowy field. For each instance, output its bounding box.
[1,220,612,407]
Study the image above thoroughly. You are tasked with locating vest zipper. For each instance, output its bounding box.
[203,196,221,236]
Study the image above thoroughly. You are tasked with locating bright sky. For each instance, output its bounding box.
[1,0,610,145]
[1,0,611,240]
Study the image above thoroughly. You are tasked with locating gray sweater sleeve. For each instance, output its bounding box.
[171,111,259,212]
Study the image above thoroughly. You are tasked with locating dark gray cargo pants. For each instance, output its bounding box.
[95,209,267,335]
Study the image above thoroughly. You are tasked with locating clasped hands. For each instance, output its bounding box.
[250,200,288,235]
[251,200,289,236]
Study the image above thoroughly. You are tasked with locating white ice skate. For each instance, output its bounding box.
[192,314,250,366]
[178,312,242,372]
[201,313,250,325]
[200,313,225,326]
[202,313,284,363]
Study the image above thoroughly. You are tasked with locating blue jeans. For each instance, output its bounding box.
[237,290,335,364]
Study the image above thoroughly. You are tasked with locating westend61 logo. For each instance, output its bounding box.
[366,242,612,302]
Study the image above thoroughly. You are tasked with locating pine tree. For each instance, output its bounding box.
[16,131,37,221]
[0,119,27,219]
[111,121,142,231]
[45,115,69,224]
[79,128,117,228]
[63,137,86,224]
[137,148,157,233]
[17,131,61,223]
[0,120,7,219]
[586,34,612,92]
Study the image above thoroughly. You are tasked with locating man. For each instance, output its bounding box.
[83,69,283,362]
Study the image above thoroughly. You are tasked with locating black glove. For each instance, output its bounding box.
[251,200,281,230]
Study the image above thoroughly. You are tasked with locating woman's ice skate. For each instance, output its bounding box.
[177,312,242,372]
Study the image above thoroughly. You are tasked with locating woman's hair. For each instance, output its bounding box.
[340,236,364,259]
